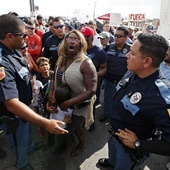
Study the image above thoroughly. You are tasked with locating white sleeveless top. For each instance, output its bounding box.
[62,55,96,130]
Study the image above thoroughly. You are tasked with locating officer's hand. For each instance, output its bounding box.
[44,119,68,135]
[115,128,138,149]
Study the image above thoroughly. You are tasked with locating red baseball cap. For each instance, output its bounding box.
[80,26,94,36]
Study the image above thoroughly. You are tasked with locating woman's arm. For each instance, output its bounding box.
[97,63,107,77]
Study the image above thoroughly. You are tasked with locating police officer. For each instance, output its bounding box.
[0,14,68,170]
[43,17,65,71]
[99,26,131,122]
[98,33,170,169]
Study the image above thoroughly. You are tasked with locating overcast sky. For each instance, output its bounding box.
[0,0,162,19]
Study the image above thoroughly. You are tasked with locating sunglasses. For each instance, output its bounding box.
[26,26,34,30]
[66,37,80,43]
[20,44,28,50]
[13,33,27,38]
[114,34,126,38]
[53,25,64,29]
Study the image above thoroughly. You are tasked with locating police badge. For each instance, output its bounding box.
[123,48,128,54]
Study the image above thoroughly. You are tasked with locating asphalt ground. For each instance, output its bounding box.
[0,89,170,170]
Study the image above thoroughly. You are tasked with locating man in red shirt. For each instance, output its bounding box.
[25,20,42,63]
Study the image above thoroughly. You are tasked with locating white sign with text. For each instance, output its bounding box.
[109,13,121,27]
[157,0,170,39]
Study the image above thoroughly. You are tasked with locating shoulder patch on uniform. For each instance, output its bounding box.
[0,67,6,80]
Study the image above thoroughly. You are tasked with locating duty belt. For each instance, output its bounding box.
[108,127,121,143]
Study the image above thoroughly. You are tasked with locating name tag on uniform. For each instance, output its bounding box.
[107,51,116,56]
[49,46,58,51]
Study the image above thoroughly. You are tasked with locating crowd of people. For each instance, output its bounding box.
[0,12,170,170]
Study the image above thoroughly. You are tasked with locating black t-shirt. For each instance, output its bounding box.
[43,34,64,70]
[87,45,107,71]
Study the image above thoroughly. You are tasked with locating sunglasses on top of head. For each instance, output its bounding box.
[114,34,126,38]
[26,26,34,30]
[53,25,64,29]
[13,33,27,38]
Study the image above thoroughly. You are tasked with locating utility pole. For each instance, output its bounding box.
[29,0,35,18]
[93,1,97,19]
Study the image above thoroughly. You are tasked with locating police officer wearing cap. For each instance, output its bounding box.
[43,17,65,71]
[0,14,68,170]
[99,26,131,122]
[98,33,170,169]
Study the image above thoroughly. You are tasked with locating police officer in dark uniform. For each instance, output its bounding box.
[98,33,170,169]
[99,26,131,122]
[0,14,68,170]
[43,17,65,71]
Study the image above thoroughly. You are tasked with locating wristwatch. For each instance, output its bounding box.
[134,139,142,150]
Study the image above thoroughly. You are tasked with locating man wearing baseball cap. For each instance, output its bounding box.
[80,26,95,37]
[98,31,110,52]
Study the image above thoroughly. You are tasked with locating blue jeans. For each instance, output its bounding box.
[103,79,116,118]
[108,135,148,170]
[96,76,104,102]
[0,118,34,168]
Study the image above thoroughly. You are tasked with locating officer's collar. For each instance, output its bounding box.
[13,50,28,66]
[0,42,28,66]
[115,43,127,51]
[131,70,159,91]
[0,41,14,55]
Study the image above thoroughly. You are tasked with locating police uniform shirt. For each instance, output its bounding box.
[0,42,32,106]
[42,30,53,48]
[110,70,170,143]
[105,43,131,83]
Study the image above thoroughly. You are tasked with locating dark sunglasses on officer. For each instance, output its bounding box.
[53,24,64,29]
[13,33,27,38]
[114,34,126,38]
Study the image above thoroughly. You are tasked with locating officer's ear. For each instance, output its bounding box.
[143,57,153,68]
[6,33,13,41]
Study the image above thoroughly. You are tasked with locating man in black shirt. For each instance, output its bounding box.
[43,17,65,71]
